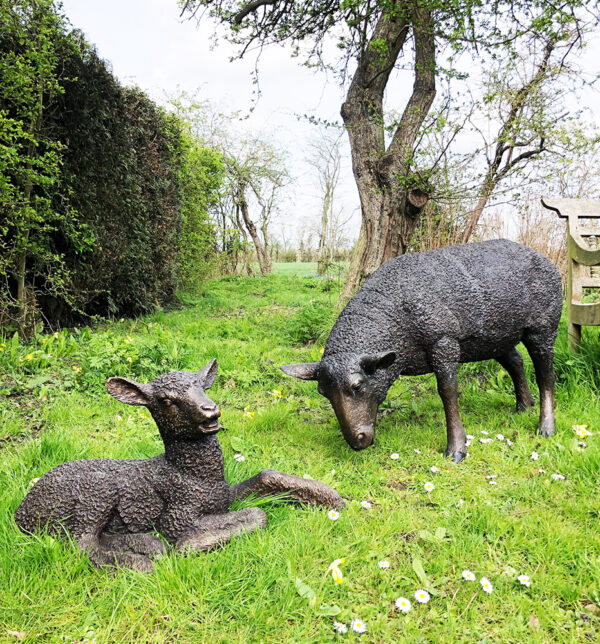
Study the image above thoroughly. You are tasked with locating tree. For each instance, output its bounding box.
[180,0,596,299]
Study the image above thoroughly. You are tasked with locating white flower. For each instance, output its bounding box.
[390,452,400,460]
[414,589,430,604]
[424,481,435,492]
[480,577,493,593]
[538,468,546,474]
[466,434,475,440]
[350,619,366,633]
[333,621,347,634]
[378,560,390,569]
[489,480,497,486]
[395,597,412,613]
[530,451,539,461]
[465,440,471,447]
[486,474,497,479]
[506,438,513,446]
[551,473,566,481]
[572,424,592,439]
[360,500,372,510]
[578,441,587,448]
[233,453,245,462]
[496,434,505,441]
[462,570,476,581]
[480,430,489,435]
[328,510,340,521]
[480,437,493,444]
[414,448,422,454]
[457,498,464,507]
[430,465,439,473]
[518,574,531,587]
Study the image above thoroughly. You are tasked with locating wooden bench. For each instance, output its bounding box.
[541,197,600,351]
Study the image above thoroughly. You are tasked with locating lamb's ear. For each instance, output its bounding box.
[280,362,320,381]
[360,351,396,375]
[197,359,218,389]
[106,377,150,406]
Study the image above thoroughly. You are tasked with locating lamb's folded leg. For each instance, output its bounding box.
[77,533,155,573]
[99,532,167,557]
[230,469,345,509]
[176,507,267,552]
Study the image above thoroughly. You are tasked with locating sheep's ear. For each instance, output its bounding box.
[359,351,396,375]
[106,377,150,406]
[280,362,320,381]
[197,359,218,389]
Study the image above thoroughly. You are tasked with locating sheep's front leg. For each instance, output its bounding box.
[78,533,156,573]
[176,508,267,552]
[230,469,345,509]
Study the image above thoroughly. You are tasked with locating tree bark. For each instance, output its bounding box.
[238,185,270,275]
[340,4,435,299]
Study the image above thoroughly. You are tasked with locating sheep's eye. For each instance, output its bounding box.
[350,380,363,393]
[163,399,172,407]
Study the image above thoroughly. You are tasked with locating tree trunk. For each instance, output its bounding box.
[317,182,333,275]
[339,5,436,302]
[239,188,270,275]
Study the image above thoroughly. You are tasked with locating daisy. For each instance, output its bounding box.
[430,466,439,473]
[350,619,366,633]
[486,474,497,479]
[480,577,493,593]
[424,481,435,492]
[466,434,475,440]
[378,560,390,569]
[551,473,566,481]
[573,424,592,438]
[234,453,245,462]
[457,498,464,508]
[538,468,546,474]
[489,480,497,486]
[395,597,412,613]
[517,574,531,587]
[506,438,513,446]
[531,451,539,461]
[466,440,471,447]
[414,589,430,604]
[462,570,476,581]
[328,510,340,521]
[481,430,489,435]
[390,452,400,460]
[480,437,493,444]
[360,500,372,510]
[496,434,505,441]
[414,448,422,454]
[333,621,347,634]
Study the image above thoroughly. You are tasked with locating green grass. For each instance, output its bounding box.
[1,265,600,643]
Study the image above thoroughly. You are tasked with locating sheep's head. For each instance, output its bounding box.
[106,360,221,440]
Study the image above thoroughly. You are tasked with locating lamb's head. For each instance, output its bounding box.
[281,351,396,450]
[106,360,221,440]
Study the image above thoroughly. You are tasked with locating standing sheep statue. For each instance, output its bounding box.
[15,360,344,572]
[282,239,562,462]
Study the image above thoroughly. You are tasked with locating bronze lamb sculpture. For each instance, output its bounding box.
[15,360,344,572]
[282,239,562,462]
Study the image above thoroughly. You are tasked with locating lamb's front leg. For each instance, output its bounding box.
[230,469,345,509]
[176,508,267,552]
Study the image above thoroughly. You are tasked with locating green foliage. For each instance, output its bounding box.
[0,3,226,332]
[286,299,336,345]
[1,266,600,641]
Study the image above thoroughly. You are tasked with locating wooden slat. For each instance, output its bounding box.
[571,302,600,326]
[541,197,600,218]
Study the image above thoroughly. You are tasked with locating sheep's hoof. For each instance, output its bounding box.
[445,450,466,463]
[539,418,556,438]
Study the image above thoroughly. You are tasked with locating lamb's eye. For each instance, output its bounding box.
[350,380,363,392]
[163,399,172,407]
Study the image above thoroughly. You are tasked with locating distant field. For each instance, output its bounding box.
[1,270,599,642]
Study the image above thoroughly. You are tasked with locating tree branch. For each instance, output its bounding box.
[233,0,277,24]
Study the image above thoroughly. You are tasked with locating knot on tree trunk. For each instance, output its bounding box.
[406,188,428,218]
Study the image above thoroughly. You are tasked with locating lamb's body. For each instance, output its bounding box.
[282,240,562,459]
[15,362,344,571]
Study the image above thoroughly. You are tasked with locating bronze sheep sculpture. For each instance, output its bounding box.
[15,360,344,571]
[282,239,562,462]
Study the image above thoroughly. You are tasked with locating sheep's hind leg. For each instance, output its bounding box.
[230,469,345,509]
[495,347,535,412]
[176,508,268,552]
[78,533,155,573]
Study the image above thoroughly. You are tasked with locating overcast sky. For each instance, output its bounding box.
[59,0,600,245]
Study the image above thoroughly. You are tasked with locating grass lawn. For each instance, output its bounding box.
[1,266,600,643]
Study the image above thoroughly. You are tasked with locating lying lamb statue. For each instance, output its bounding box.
[15,360,344,572]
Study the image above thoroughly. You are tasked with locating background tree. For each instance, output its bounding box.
[180,0,596,300]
